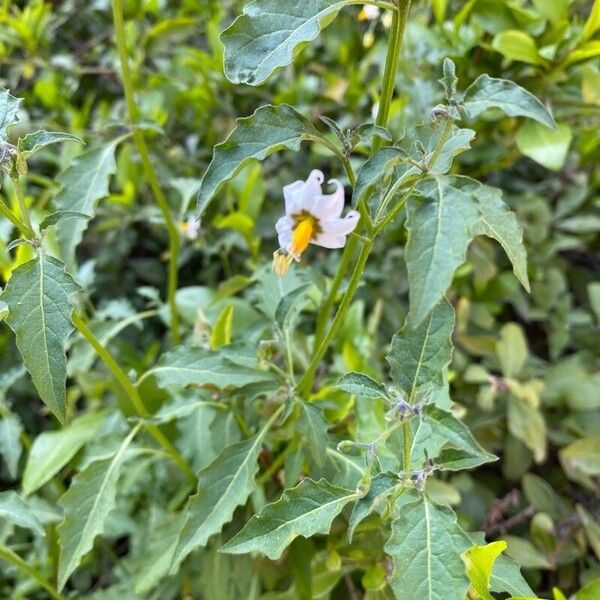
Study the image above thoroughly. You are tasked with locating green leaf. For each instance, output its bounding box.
[563,40,600,67]
[23,410,108,495]
[57,425,138,590]
[52,137,125,271]
[336,372,388,398]
[1,254,80,424]
[0,87,21,140]
[469,183,530,292]
[348,472,398,540]
[462,541,507,600]
[583,0,600,40]
[221,0,351,85]
[399,123,476,175]
[411,405,497,467]
[275,283,312,331]
[148,345,273,389]
[297,403,329,467]
[0,414,22,479]
[516,122,572,171]
[387,300,454,400]
[560,437,600,483]
[463,74,555,129]
[220,478,358,560]
[496,323,528,378]
[507,398,547,463]
[171,410,280,569]
[0,491,45,537]
[196,104,324,217]
[405,176,529,326]
[211,304,234,348]
[39,211,89,231]
[433,448,497,471]
[405,178,479,327]
[384,493,471,600]
[578,579,600,600]
[353,146,410,208]
[17,130,83,158]
[501,535,552,569]
[577,505,600,561]
[492,30,548,66]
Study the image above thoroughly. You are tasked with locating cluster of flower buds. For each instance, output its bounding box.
[384,388,430,422]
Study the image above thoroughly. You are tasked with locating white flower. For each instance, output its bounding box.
[359,5,380,21]
[273,170,360,276]
[179,215,201,241]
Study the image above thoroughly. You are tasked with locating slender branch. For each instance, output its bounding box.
[373,0,412,152]
[110,0,181,344]
[13,175,34,234]
[314,235,358,346]
[297,239,373,397]
[0,197,35,238]
[72,313,196,485]
[402,421,411,471]
[0,543,66,600]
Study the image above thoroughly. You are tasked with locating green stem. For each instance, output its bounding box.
[402,421,411,471]
[297,239,373,397]
[110,0,181,344]
[0,543,66,600]
[0,198,35,238]
[72,313,196,485]
[373,0,412,152]
[314,234,358,346]
[13,176,35,235]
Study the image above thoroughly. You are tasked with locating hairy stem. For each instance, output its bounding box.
[0,543,65,600]
[373,0,412,152]
[110,0,181,344]
[402,420,411,471]
[72,313,196,485]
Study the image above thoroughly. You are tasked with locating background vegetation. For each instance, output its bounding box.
[0,0,599,598]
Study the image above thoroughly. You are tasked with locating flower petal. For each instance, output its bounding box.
[320,210,360,236]
[276,216,293,249]
[311,179,345,220]
[312,233,346,249]
[285,169,324,215]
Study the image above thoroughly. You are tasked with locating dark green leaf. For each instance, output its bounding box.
[196,104,324,217]
[17,130,83,158]
[462,75,555,128]
[220,478,358,560]
[1,254,80,424]
[0,87,21,140]
[337,372,388,398]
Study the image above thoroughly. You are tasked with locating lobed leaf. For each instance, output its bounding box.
[387,299,454,400]
[171,410,281,569]
[1,254,80,424]
[57,426,138,590]
[220,478,358,560]
[462,75,555,128]
[196,104,324,217]
[52,137,126,271]
[384,492,471,600]
[148,345,274,389]
[221,0,354,85]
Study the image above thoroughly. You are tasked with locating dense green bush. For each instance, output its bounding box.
[0,1,599,598]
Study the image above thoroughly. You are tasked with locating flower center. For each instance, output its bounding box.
[290,212,319,257]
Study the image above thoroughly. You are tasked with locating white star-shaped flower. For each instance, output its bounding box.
[359,5,381,21]
[272,170,360,276]
[179,215,201,241]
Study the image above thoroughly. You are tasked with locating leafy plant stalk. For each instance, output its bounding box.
[301,0,412,395]
[71,313,196,485]
[373,0,412,152]
[109,0,181,344]
[0,543,65,600]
